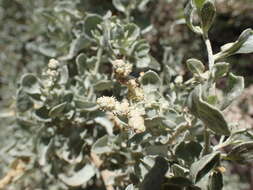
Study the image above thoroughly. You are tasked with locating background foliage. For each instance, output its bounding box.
[0,0,253,189]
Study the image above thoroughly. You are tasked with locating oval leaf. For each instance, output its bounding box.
[83,14,103,40]
[186,58,205,75]
[58,164,95,186]
[21,74,41,94]
[200,0,216,34]
[208,171,223,190]
[49,102,67,117]
[221,73,244,110]
[92,135,112,154]
[188,85,230,135]
[190,152,220,183]
[140,70,161,90]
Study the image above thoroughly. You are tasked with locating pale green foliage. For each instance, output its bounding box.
[0,0,253,189]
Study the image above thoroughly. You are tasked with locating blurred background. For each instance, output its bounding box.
[0,0,253,189]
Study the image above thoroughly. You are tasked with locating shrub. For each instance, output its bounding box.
[1,0,253,189]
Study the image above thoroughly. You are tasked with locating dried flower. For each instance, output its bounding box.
[48,59,60,70]
[97,96,117,111]
[112,59,133,77]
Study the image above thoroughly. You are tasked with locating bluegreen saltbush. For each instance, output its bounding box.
[2,0,253,189]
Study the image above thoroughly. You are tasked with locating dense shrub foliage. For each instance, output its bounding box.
[0,0,253,190]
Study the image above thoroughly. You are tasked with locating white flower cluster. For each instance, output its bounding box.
[97,96,146,132]
[43,59,60,89]
[112,59,133,77]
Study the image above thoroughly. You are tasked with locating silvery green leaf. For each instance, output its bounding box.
[188,85,230,135]
[134,39,150,57]
[172,164,189,177]
[76,53,87,74]
[58,164,95,187]
[49,102,67,117]
[167,176,193,187]
[226,141,253,162]
[92,135,112,154]
[174,141,202,163]
[63,92,73,103]
[193,0,206,10]
[125,184,135,190]
[136,56,151,69]
[140,70,161,90]
[21,74,41,94]
[59,65,69,84]
[213,62,229,79]
[94,117,114,136]
[184,1,203,35]
[16,88,33,112]
[59,35,89,61]
[94,80,113,91]
[190,152,220,183]
[34,106,50,121]
[74,100,98,112]
[124,23,140,41]
[38,43,57,57]
[236,33,253,54]
[149,55,161,71]
[186,58,205,75]
[221,73,244,110]
[145,145,168,157]
[208,171,223,190]
[83,14,103,40]
[186,186,202,190]
[214,28,253,60]
[200,0,216,34]
[140,157,168,190]
[112,0,126,12]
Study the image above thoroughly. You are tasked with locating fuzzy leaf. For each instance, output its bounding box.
[92,135,112,154]
[190,152,220,183]
[175,141,202,163]
[214,28,253,60]
[140,157,168,190]
[58,164,95,186]
[200,0,216,34]
[226,141,253,162]
[167,176,193,187]
[60,35,89,60]
[21,74,41,94]
[221,73,244,110]
[74,100,98,112]
[213,62,229,79]
[193,0,205,10]
[124,23,140,41]
[186,58,205,75]
[140,70,161,90]
[112,0,126,12]
[184,1,203,34]
[76,53,87,74]
[83,14,103,40]
[208,171,223,190]
[94,80,114,91]
[188,85,230,135]
[49,102,67,117]
[16,88,33,112]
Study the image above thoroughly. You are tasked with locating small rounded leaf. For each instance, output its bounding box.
[21,74,41,94]
[208,171,223,190]
[200,0,216,34]
[213,62,229,79]
[16,89,33,112]
[186,58,205,75]
[190,152,220,183]
[49,102,67,117]
[83,14,103,40]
